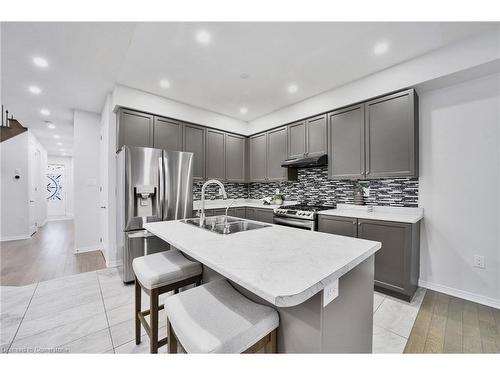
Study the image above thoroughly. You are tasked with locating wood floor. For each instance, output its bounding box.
[404,290,500,353]
[0,219,106,286]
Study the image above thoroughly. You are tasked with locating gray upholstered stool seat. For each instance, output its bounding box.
[165,278,279,353]
[132,250,202,290]
[132,250,202,354]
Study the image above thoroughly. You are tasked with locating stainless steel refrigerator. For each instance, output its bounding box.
[116,146,193,282]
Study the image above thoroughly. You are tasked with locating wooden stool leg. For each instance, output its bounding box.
[265,329,277,353]
[150,289,159,354]
[135,277,141,345]
[167,318,177,354]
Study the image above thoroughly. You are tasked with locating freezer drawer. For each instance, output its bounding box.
[120,230,170,283]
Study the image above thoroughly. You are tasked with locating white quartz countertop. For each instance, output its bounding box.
[144,219,381,307]
[193,199,299,211]
[318,204,424,224]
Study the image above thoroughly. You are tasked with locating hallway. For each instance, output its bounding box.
[0,220,106,286]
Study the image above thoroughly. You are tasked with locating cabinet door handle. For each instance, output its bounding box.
[352,221,356,225]
[358,222,361,226]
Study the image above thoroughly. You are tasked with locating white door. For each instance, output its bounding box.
[28,149,40,235]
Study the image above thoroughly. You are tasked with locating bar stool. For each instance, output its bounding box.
[165,278,279,353]
[132,250,202,353]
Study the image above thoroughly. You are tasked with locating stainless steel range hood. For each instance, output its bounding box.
[281,154,328,168]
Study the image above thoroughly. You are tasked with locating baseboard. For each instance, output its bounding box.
[74,245,102,254]
[106,259,119,268]
[0,234,31,242]
[419,279,500,309]
[48,216,73,222]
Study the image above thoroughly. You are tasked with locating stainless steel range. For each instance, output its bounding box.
[273,204,335,231]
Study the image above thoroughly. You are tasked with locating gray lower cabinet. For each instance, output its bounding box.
[206,129,226,180]
[245,207,257,221]
[183,123,205,180]
[153,116,183,151]
[267,126,288,181]
[117,108,153,151]
[365,89,418,178]
[318,215,420,301]
[288,120,306,159]
[328,104,365,179]
[227,207,246,219]
[249,133,268,182]
[203,209,226,217]
[225,133,246,182]
[255,208,274,224]
[234,207,246,219]
[317,215,357,237]
[305,114,327,157]
[246,208,274,223]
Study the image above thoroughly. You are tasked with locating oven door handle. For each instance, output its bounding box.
[273,216,315,230]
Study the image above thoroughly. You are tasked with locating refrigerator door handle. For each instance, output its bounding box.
[158,153,164,220]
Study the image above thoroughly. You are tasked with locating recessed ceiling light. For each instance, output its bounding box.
[40,109,50,116]
[159,79,171,89]
[240,73,249,79]
[53,134,60,139]
[57,142,62,146]
[196,29,212,45]
[373,42,389,55]
[239,107,248,115]
[47,123,56,129]
[33,56,48,68]
[287,84,298,94]
[28,85,41,95]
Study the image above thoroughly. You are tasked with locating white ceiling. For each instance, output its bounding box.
[2,22,499,156]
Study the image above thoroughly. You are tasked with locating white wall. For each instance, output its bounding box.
[248,29,500,134]
[47,155,74,218]
[73,110,102,253]
[418,73,500,308]
[0,132,30,240]
[0,130,47,241]
[112,85,248,134]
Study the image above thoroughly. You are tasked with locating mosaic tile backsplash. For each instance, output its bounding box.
[193,166,419,207]
[193,180,248,201]
[248,167,419,207]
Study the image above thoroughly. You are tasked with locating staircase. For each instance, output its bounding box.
[1,105,28,142]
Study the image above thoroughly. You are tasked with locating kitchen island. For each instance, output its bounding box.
[145,218,381,353]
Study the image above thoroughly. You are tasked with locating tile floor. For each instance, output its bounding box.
[1,268,425,354]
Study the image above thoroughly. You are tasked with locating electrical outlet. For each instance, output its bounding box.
[473,255,485,269]
[323,279,339,307]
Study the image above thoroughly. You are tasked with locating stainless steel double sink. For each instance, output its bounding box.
[181,215,270,235]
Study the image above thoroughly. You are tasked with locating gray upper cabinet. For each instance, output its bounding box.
[365,89,417,178]
[205,129,226,180]
[183,123,205,180]
[287,121,306,159]
[305,115,327,157]
[153,116,183,151]
[117,108,153,151]
[317,215,358,237]
[249,133,268,182]
[267,126,288,181]
[225,133,246,182]
[328,104,365,179]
